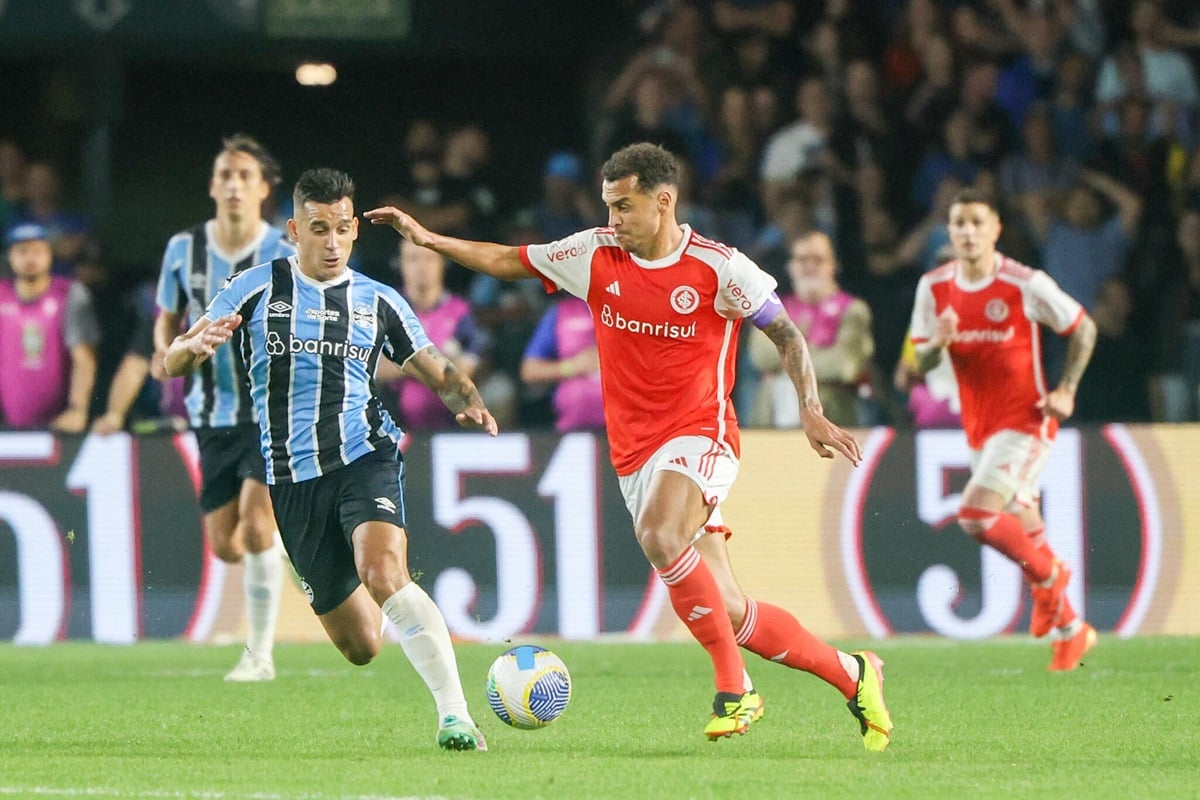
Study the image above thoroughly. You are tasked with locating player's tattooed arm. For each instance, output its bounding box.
[761,311,822,413]
[404,345,499,434]
[1039,313,1097,421]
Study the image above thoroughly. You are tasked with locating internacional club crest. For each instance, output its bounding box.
[670,285,700,315]
[985,298,1009,323]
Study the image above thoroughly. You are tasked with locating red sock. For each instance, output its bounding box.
[735,597,856,699]
[1025,524,1053,557]
[658,547,745,695]
[960,507,1054,583]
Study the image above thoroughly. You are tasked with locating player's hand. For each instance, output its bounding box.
[50,407,88,434]
[187,314,241,358]
[363,206,434,248]
[1037,387,1076,421]
[932,307,959,348]
[455,405,499,436]
[91,411,125,436]
[800,407,862,466]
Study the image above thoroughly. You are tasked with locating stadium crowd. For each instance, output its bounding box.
[4,0,1200,433]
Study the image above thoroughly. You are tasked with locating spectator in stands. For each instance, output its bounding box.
[9,161,92,276]
[0,223,98,432]
[759,76,835,217]
[531,150,599,243]
[1048,48,1097,162]
[1148,205,1200,420]
[747,231,874,428]
[1095,2,1199,142]
[519,294,604,432]
[0,138,26,229]
[378,238,498,430]
[440,124,500,243]
[904,33,959,145]
[1092,94,1176,229]
[1021,167,1143,312]
[1072,277,1153,422]
[911,110,983,214]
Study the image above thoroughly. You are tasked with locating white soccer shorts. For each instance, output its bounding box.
[968,429,1052,507]
[617,435,739,541]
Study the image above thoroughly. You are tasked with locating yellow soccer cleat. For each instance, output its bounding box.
[704,691,756,740]
[847,651,893,752]
[742,688,765,723]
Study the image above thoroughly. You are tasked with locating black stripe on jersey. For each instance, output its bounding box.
[368,295,416,443]
[264,259,296,483]
[187,224,217,428]
[314,282,351,475]
[229,253,258,425]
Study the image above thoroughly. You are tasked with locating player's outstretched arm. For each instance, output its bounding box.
[402,344,499,436]
[164,313,241,377]
[760,309,862,466]
[363,206,528,281]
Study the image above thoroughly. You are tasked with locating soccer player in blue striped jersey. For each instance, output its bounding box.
[153,135,295,682]
[165,168,497,751]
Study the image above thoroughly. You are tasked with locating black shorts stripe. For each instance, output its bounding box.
[315,283,350,475]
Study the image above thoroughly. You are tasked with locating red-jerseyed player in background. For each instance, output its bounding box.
[909,188,1099,671]
[366,143,893,750]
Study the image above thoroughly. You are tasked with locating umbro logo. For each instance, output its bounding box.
[687,605,712,621]
[374,496,397,514]
[267,300,292,319]
[605,280,621,296]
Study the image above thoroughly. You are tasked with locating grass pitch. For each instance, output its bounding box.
[2,637,1197,799]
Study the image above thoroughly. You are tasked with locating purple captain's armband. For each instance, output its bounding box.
[749,292,784,329]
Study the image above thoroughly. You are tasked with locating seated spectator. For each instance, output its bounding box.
[746,231,874,428]
[519,295,604,432]
[377,238,496,430]
[0,223,98,432]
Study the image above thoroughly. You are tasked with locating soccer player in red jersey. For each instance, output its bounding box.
[909,188,1099,670]
[367,143,893,750]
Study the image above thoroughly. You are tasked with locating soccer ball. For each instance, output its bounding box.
[485,645,572,729]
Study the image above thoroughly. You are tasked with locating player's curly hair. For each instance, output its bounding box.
[601,142,679,192]
[220,133,282,187]
[293,168,356,210]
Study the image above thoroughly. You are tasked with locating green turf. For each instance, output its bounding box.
[1,637,1196,799]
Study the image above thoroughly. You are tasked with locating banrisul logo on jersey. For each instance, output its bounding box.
[599,304,696,339]
[840,426,1176,638]
[264,331,372,361]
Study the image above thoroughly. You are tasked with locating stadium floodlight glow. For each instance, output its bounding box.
[295,63,337,87]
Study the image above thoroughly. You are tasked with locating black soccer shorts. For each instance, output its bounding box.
[269,447,407,615]
[196,423,268,512]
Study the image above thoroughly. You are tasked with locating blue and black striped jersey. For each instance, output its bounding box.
[156,220,296,429]
[204,256,433,485]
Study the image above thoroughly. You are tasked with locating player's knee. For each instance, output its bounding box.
[240,518,276,553]
[957,506,993,540]
[337,636,380,666]
[634,521,686,569]
[357,562,403,605]
[209,537,243,564]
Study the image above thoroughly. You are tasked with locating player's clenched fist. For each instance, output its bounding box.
[933,307,959,348]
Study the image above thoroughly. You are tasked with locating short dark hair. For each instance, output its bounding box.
[949,187,999,213]
[220,133,281,187]
[293,168,355,211]
[600,142,679,192]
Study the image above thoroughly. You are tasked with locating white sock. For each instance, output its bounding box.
[838,651,861,684]
[381,582,470,722]
[243,539,282,660]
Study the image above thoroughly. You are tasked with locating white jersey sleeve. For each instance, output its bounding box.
[714,251,777,320]
[1025,270,1084,335]
[909,274,938,344]
[521,229,598,301]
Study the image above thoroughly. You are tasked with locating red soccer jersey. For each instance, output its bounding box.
[909,255,1085,449]
[520,225,777,475]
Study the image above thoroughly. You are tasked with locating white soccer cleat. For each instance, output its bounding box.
[224,649,276,682]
